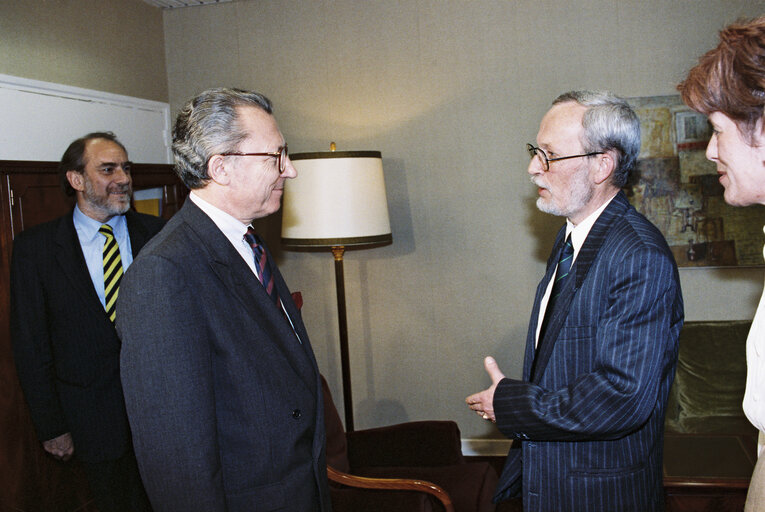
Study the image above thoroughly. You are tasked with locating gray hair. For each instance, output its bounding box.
[172,88,273,189]
[553,90,640,188]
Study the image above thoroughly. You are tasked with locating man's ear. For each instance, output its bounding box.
[207,154,230,185]
[593,150,616,185]
[66,170,85,192]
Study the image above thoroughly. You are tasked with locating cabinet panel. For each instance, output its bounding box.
[130,163,187,220]
[7,169,74,238]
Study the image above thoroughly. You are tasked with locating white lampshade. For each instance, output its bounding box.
[281,150,392,248]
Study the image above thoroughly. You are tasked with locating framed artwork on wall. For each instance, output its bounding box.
[625,95,765,268]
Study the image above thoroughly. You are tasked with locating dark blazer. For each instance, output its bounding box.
[10,209,165,462]
[117,200,331,512]
[493,192,683,512]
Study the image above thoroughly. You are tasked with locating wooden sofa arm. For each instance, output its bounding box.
[327,465,455,512]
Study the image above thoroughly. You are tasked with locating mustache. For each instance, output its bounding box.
[530,176,546,189]
[108,184,132,194]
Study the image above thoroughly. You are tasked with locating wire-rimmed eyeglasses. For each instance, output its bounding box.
[526,143,603,172]
[219,144,289,173]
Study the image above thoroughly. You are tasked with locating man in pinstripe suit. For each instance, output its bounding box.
[467,90,683,512]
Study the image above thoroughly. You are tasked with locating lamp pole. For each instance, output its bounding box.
[282,147,391,434]
[331,245,354,432]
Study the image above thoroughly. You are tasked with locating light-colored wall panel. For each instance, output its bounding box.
[163,0,765,441]
[0,74,171,163]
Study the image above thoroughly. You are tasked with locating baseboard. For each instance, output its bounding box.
[461,438,513,457]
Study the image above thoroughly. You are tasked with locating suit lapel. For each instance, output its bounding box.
[261,242,320,391]
[55,210,157,321]
[523,227,566,380]
[530,192,630,383]
[572,192,629,289]
[180,201,316,392]
[54,213,106,318]
[125,210,152,257]
[260,241,313,349]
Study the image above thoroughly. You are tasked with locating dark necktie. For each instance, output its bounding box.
[99,224,123,323]
[244,228,280,307]
[538,234,574,348]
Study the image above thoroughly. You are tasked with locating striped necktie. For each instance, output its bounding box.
[99,224,123,322]
[537,234,574,348]
[244,228,280,307]
[549,235,574,305]
[244,229,302,344]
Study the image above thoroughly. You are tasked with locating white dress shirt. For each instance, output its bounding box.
[188,192,301,342]
[743,225,765,456]
[535,194,617,347]
[188,192,260,277]
[72,204,133,309]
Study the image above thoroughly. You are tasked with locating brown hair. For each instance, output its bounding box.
[59,132,127,196]
[678,16,765,143]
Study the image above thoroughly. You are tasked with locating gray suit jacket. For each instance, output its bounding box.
[117,200,331,512]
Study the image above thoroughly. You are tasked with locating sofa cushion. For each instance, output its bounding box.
[665,320,752,434]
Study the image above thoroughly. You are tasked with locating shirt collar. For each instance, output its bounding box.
[189,191,250,239]
[565,193,617,260]
[73,204,126,241]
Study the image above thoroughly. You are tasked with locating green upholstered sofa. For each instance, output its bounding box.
[662,320,757,512]
[665,320,755,436]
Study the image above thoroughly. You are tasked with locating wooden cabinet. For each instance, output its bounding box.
[0,160,187,512]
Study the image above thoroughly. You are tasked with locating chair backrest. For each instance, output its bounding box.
[321,375,351,473]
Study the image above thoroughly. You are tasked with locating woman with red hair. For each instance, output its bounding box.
[679,16,765,511]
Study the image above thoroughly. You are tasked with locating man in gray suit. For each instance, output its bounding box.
[117,88,331,511]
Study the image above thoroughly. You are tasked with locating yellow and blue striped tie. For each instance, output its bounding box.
[99,224,123,322]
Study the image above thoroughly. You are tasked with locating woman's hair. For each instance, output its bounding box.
[678,16,765,144]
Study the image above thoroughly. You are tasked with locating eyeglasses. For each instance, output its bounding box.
[219,144,289,173]
[526,143,603,172]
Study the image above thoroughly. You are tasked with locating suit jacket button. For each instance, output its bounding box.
[292,409,302,419]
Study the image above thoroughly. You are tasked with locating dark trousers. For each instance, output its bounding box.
[82,450,152,512]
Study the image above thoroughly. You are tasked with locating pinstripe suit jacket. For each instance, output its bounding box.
[493,192,683,512]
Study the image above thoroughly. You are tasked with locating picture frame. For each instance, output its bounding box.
[625,95,765,268]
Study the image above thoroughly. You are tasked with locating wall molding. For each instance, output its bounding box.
[0,73,172,163]
[461,438,512,457]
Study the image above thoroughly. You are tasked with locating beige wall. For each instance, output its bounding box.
[163,0,765,440]
[0,0,168,102]
[6,0,765,441]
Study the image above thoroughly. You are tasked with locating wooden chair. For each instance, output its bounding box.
[321,376,498,512]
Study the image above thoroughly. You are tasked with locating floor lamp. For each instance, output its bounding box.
[281,146,392,432]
